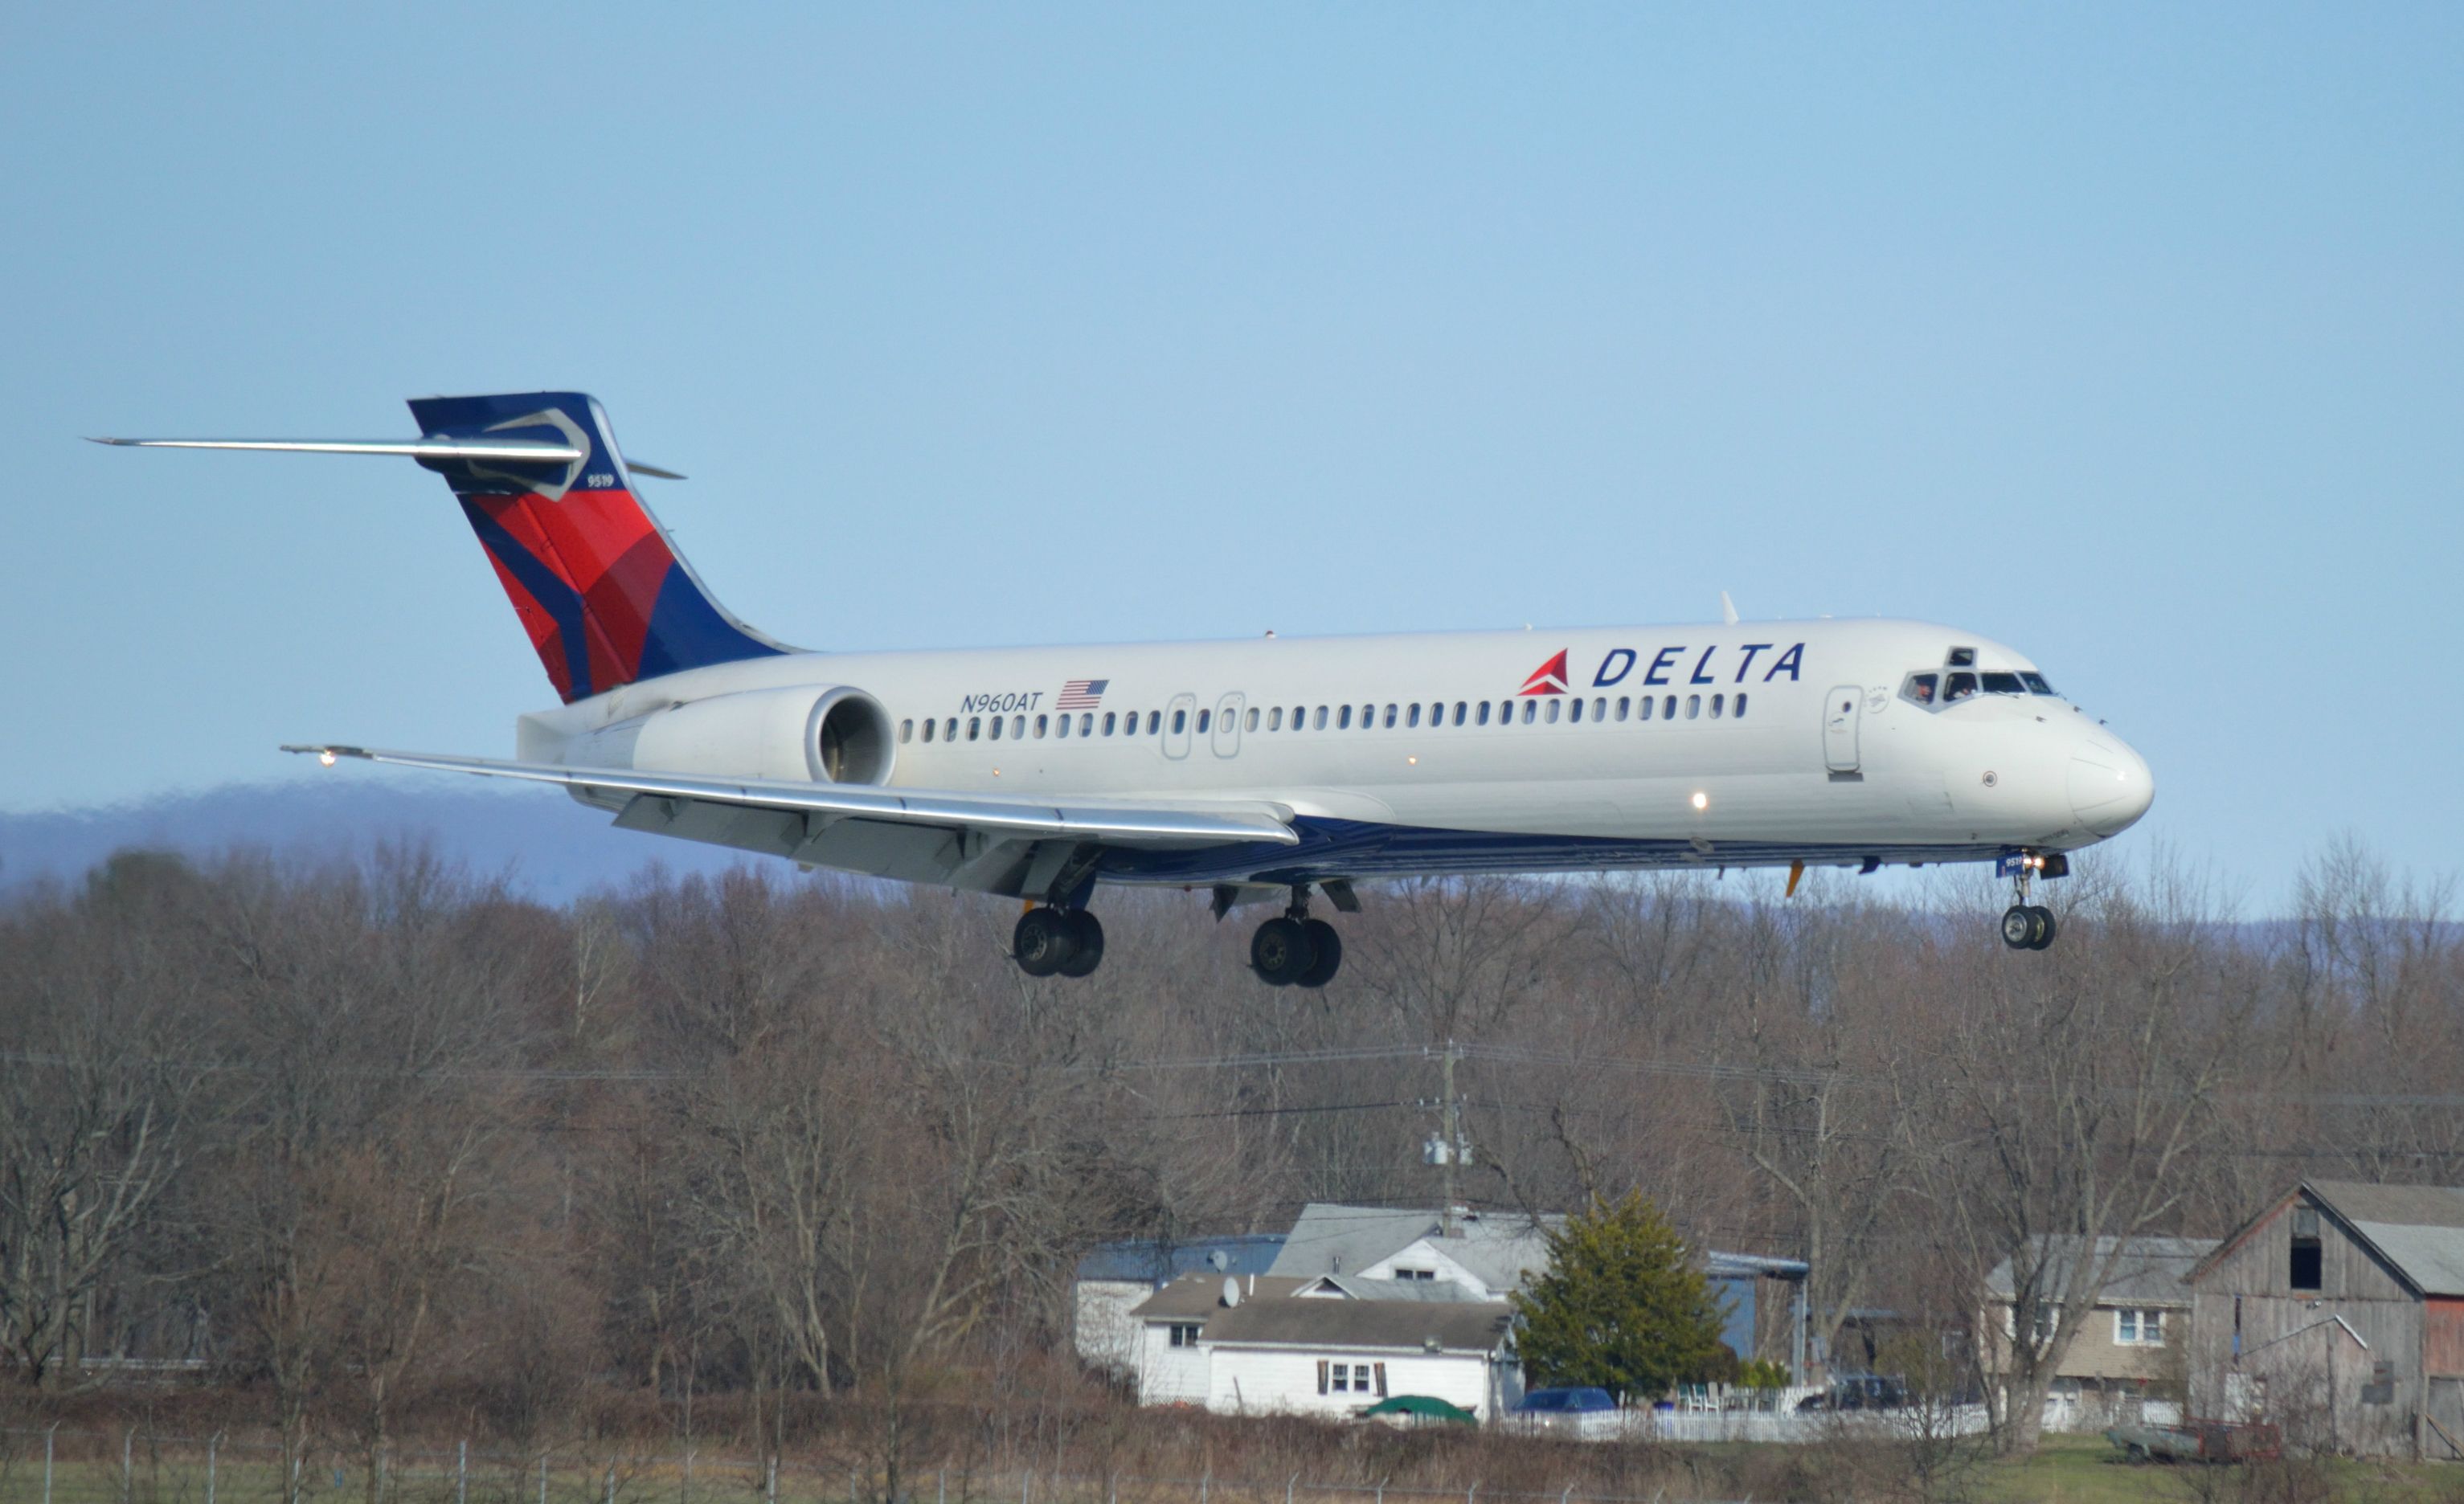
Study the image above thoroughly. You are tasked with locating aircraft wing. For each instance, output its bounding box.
[284,744,1297,896]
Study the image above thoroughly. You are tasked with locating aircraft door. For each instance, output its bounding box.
[1823,685,1862,773]
[1212,692,1245,758]
[1163,692,1197,760]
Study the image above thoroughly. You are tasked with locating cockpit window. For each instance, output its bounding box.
[2021,671,2057,695]
[1943,672,1979,703]
[1981,672,2025,694]
[1946,647,1977,668]
[1901,672,1939,708]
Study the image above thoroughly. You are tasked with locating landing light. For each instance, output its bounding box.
[1691,791,1709,811]
[1407,755,1418,766]
[318,750,336,767]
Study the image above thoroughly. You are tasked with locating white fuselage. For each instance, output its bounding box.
[513,616,2153,889]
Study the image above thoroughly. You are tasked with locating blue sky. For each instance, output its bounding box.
[4,5,2458,912]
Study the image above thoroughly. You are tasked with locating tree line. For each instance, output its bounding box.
[0,837,2456,1463]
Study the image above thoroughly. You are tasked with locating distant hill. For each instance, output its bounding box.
[0,775,759,905]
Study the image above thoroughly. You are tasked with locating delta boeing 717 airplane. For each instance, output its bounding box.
[99,391,2151,985]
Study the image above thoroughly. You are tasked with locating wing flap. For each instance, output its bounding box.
[284,744,1300,849]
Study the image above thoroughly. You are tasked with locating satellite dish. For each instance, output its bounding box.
[1222,1277,1242,1308]
[1206,1249,1230,1272]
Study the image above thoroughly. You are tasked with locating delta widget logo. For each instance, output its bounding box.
[1517,649,1569,696]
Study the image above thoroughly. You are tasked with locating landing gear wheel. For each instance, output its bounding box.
[1250,916,1317,987]
[1013,908,1078,977]
[1058,910,1106,977]
[2026,905,2057,950]
[1296,919,1343,988]
[1999,905,2036,950]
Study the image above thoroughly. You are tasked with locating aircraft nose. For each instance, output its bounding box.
[2069,734,2154,837]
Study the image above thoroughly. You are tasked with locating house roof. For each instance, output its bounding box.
[1983,1236,2217,1306]
[1075,1234,1288,1285]
[2189,1180,2464,1298]
[1130,1275,1309,1319]
[1203,1295,1516,1355]
[1267,1204,1561,1289]
[1303,1273,1490,1303]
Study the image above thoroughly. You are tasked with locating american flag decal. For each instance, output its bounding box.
[1057,678,1109,709]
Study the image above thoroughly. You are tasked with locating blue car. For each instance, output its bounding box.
[1517,1386,1619,1414]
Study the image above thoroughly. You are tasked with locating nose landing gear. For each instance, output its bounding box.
[1012,906,1106,978]
[1999,855,2058,951]
[1251,887,1343,987]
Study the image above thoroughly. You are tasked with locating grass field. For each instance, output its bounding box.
[2,1439,2459,1504]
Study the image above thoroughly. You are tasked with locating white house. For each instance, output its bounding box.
[1071,1234,1287,1376]
[1129,1273,1521,1420]
[1268,1204,1558,1299]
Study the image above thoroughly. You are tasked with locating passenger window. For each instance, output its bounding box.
[1034,714,1048,738]
[899,719,914,743]
[1902,672,1939,709]
[989,716,1004,741]
[1638,695,1653,721]
[1246,707,1259,732]
[2022,672,2057,695]
[1734,693,1748,717]
[1982,672,2024,695]
[1407,703,1422,729]
[1592,697,1606,721]
[1148,711,1161,734]
[1383,704,1397,729]
[1685,694,1700,719]
[1710,694,1724,718]
[944,718,957,742]
[1476,701,1491,725]
[1947,647,1976,668]
[1615,696,1630,721]
[1196,709,1209,734]
[968,717,983,742]
[1080,713,1093,736]
[1269,706,1283,731]
[1175,709,1189,734]
[1568,698,1582,723]
[1521,700,1537,725]
[1101,712,1116,736]
[921,718,935,743]
[1055,716,1068,739]
[1313,706,1328,730]
[1545,700,1561,724]
[1661,695,1676,719]
[1453,701,1467,725]
[1338,705,1353,730]
[1944,672,1979,703]
[1013,715,1026,739]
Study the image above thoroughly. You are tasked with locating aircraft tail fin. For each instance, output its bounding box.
[99,392,796,703]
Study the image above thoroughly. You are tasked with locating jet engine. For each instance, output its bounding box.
[567,685,897,786]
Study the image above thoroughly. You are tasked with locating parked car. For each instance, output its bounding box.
[2106,1420,2282,1465]
[1515,1386,1620,1435]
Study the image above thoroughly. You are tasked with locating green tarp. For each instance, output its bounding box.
[1360,1395,1479,1424]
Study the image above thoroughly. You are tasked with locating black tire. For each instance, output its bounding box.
[1059,910,1106,978]
[2028,905,2058,950]
[2000,905,2036,950]
[1250,916,1316,986]
[1013,908,1076,978]
[1296,919,1344,987]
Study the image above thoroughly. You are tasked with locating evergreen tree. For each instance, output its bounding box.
[1510,1191,1729,1401]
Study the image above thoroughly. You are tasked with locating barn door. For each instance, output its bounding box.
[1823,685,1862,773]
[2430,1379,2464,1460]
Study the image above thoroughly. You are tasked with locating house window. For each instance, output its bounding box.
[1168,1323,1201,1348]
[2291,1206,2323,1292]
[2115,1308,2167,1346]
[1391,1269,1435,1281]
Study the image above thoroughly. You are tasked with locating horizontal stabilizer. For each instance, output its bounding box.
[89,435,684,477]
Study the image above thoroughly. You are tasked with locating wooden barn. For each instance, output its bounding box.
[2184,1180,2464,1459]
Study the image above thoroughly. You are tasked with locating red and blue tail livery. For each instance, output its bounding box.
[406,393,790,702]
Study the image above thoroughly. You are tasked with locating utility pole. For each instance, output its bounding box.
[1429,1039,1468,1235]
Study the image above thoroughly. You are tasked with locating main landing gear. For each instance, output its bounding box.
[1013,906,1105,979]
[1251,887,1343,988]
[1999,854,2059,951]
